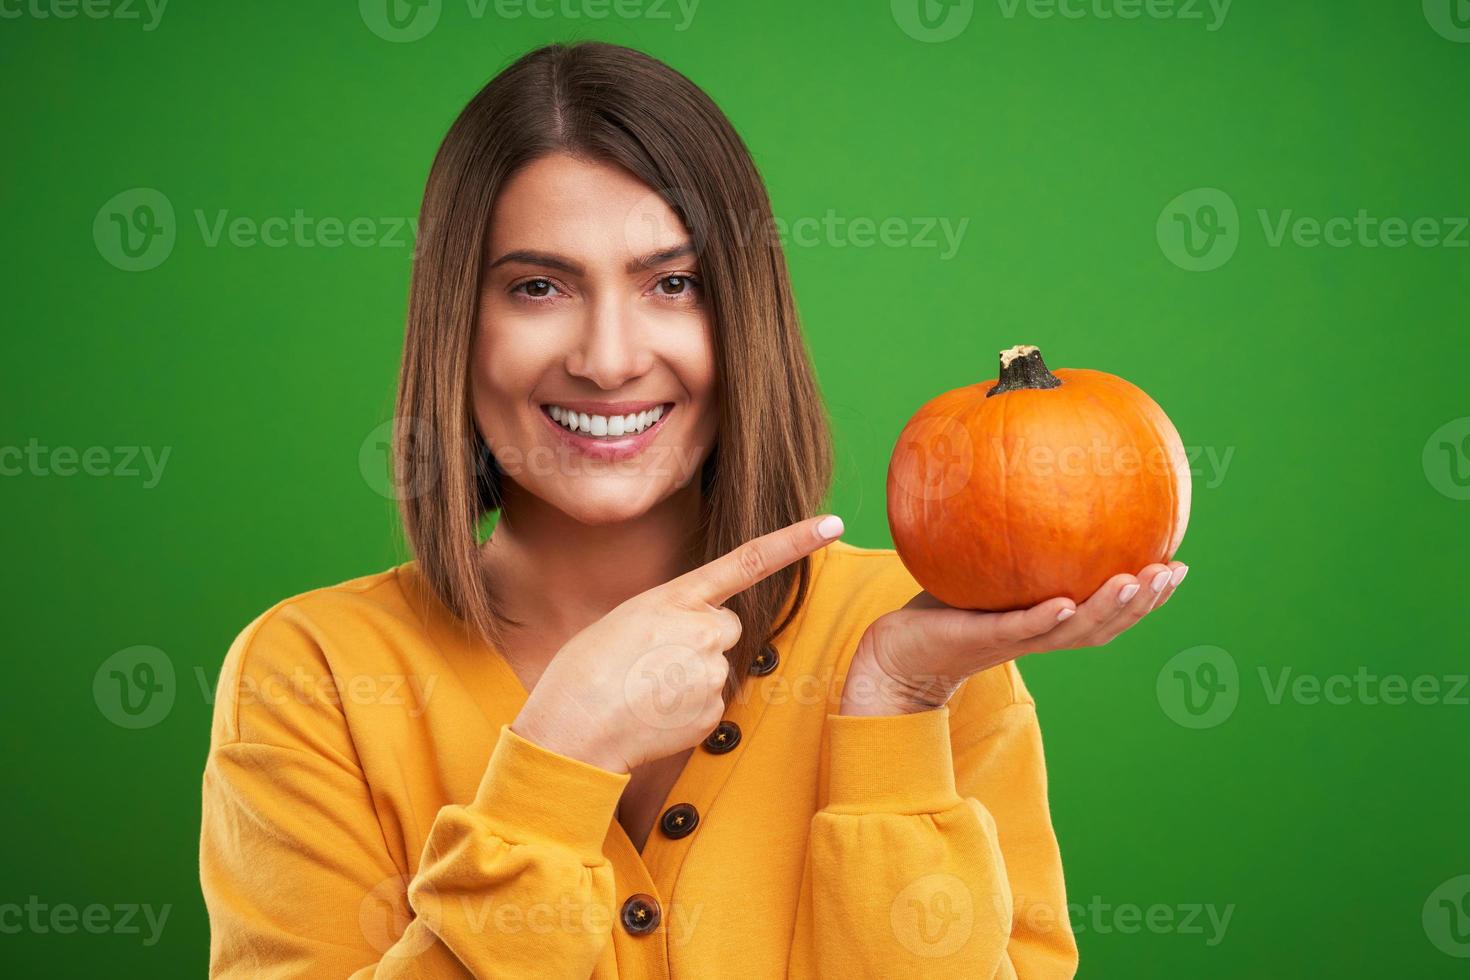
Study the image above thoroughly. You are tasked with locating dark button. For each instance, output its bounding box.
[659,802,699,840]
[621,894,661,935]
[703,720,742,754]
[750,643,779,676]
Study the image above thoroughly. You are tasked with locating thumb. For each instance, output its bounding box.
[920,596,1076,655]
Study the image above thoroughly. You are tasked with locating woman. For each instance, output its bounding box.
[199,40,1185,978]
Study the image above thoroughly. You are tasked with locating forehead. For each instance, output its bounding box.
[486,153,690,262]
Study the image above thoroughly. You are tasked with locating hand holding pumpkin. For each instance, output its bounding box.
[839,559,1188,716]
[854,343,1194,716]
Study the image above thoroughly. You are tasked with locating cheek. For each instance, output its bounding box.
[667,319,718,401]
[671,324,720,442]
[470,327,544,432]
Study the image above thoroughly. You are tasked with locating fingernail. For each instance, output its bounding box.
[1118,583,1140,604]
[1056,607,1075,622]
[1170,565,1189,588]
[816,515,844,540]
[1150,570,1172,594]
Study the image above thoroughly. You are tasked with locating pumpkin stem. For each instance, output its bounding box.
[987,344,1062,398]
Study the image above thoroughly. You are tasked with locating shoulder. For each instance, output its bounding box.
[210,564,423,749]
[809,539,924,609]
[805,541,1034,720]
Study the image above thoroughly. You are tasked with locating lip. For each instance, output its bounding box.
[544,399,667,416]
[538,401,675,462]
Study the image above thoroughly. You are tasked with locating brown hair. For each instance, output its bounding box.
[393,40,832,700]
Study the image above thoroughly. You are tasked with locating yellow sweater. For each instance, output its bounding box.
[199,540,1078,978]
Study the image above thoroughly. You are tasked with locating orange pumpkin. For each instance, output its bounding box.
[886,345,1191,612]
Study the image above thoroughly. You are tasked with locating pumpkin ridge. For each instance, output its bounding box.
[997,387,1017,603]
[1077,384,1135,589]
[1088,382,1174,565]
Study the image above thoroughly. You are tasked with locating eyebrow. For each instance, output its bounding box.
[485,242,697,277]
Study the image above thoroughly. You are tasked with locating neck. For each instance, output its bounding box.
[481,480,707,641]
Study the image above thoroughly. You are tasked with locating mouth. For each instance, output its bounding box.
[537,401,676,460]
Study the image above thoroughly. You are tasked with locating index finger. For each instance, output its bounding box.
[666,514,845,607]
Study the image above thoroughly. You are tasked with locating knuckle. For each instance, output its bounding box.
[735,543,768,581]
[993,619,1027,645]
[869,616,905,649]
[941,618,971,649]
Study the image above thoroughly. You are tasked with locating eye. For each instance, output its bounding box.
[653,274,701,300]
[511,277,564,301]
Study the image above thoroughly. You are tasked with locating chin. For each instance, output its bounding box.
[553,482,671,526]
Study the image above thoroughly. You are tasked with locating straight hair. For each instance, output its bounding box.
[393,40,833,700]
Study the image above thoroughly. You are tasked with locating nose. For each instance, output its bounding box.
[565,294,653,389]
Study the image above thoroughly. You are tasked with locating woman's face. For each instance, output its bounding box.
[471,153,719,525]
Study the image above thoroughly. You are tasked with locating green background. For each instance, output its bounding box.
[4,0,1467,975]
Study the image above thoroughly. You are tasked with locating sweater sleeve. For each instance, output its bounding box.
[788,663,1078,979]
[199,606,631,978]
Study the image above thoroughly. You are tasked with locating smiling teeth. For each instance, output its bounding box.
[548,404,665,437]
